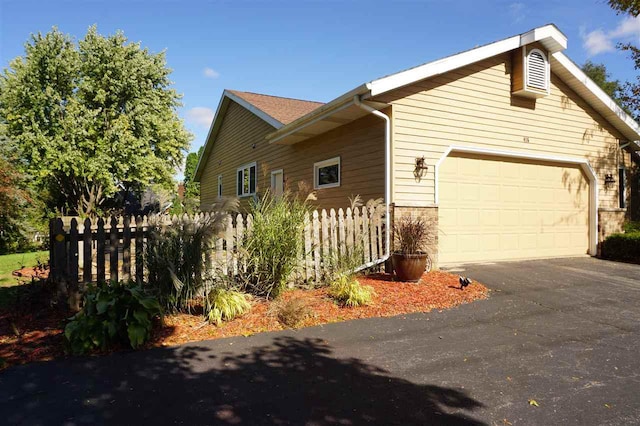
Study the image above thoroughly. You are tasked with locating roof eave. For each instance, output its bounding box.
[267,83,371,144]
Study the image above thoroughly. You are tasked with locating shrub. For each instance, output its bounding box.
[601,232,640,263]
[64,281,161,354]
[393,215,430,254]
[145,197,238,313]
[329,275,375,307]
[623,221,640,234]
[269,296,313,328]
[240,191,313,299]
[205,287,251,325]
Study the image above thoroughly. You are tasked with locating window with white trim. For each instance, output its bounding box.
[314,157,340,189]
[217,175,223,198]
[237,162,257,197]
[525,48,549,91]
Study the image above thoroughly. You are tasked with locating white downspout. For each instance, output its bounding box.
[354,95,391,269]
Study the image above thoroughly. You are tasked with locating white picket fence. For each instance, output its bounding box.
[50,206,386,284]
[210,205,386,281]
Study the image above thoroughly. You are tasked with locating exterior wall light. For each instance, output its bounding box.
[414,156,429,181]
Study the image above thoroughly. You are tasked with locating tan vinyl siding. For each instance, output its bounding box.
[199,101,385,211]
[374,53,630,209]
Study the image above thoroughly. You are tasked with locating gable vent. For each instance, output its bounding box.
[526,49,548,90]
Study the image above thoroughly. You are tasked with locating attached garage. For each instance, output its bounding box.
[437,150,594,264]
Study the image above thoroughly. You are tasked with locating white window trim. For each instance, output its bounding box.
[236,161,257,197]
[525,48,550,92]
[314,157,341,189]
[217,174,223,198]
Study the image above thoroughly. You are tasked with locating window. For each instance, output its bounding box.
[619,167,626,209]
[314,157,340,189]
[525,48,549,91]
[217,175,223,198]
[237,162,257,197]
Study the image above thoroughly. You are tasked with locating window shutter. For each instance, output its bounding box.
[237,170,242,195]
[526,50,547,90]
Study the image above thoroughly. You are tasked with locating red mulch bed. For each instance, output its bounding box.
[0,271,489,369]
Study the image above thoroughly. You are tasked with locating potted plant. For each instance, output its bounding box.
[391,216,430,282]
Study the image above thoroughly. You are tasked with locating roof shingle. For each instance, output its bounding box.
[227,90,324,125]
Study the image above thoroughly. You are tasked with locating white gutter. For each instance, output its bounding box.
[353,96,391,269]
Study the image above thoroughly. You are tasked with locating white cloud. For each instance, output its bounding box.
[508,2,525,24]
[185,107,214,127]
[583,16,640,56]
[203,67,220,79]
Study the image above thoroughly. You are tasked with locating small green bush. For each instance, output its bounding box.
[329,275,375,307]
[64,281,162,354]
[601,232,640,263]
[240,191,313,299]
[623,221,640,234]
[206,288,251,325]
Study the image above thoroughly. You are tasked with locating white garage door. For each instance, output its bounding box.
[438,153,590,264]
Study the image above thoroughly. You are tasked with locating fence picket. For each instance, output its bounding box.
[96,218,106,282]
[304,213,312,281]
[312,210,320,281]
[329,209,338,256]
[346,207,354,252]
[369,207,378,260]
[338,208,346,258]
[109,216,118,282]
[225,214,233,276]
[376,206,384,257]
[362,207,370,263]
[83,218,92,283]
[69,218,79,287]
[123,216,131,281]
[135,216,144,283]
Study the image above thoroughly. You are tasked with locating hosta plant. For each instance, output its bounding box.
[64,281,162,354]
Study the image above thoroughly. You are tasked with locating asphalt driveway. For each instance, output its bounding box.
[1,257,639,425]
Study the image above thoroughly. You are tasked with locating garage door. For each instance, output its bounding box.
[438,153,590,264]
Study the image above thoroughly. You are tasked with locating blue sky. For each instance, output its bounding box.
[1,0,639,177]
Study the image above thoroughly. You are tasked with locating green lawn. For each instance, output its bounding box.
[0,251,48,287]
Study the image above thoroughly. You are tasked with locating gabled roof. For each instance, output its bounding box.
[227,90,324,125]
[193,89,324,180]
[266,24,640,146]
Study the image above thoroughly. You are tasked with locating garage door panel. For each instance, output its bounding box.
[439,154,589,264]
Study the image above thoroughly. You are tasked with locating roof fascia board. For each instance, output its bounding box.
[368,24,566,97]
[224,90,284,129]
[552,52,640,140]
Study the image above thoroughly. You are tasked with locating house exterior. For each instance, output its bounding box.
[194,24,640,266]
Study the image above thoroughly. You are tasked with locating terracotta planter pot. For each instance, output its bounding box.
[391,252,428,282]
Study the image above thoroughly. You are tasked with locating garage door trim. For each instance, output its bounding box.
[434,145,598,255]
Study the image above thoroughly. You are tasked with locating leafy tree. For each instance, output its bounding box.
[0,138,44,253]
[183,146,203,199]
[0,26,192,216]
[607,0,640,16]
[582,61,623,101]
